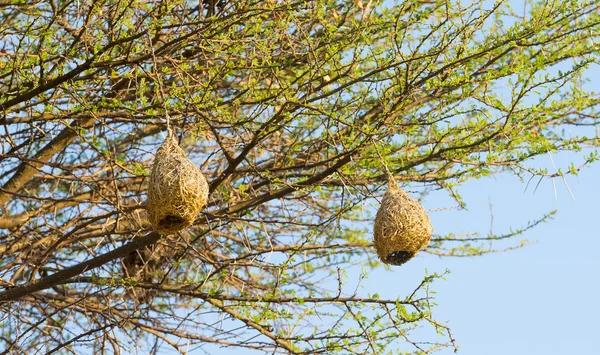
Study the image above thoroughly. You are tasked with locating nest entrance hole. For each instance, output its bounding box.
[158,215,186,230]
[385,251,414,266]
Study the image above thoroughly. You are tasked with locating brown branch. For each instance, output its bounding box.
[0,31,148,111]
[205,297,300,354]
[0,117,95,207]
[220,152,355,215]
[63,277,413,305]
[0,232,161,302]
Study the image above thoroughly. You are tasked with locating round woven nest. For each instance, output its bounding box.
[373,176,433,265]
[146,131,209,234]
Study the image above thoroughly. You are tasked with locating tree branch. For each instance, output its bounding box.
[0,231,161,302]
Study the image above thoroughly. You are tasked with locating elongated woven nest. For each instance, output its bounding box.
[373,176,433,265]
[146,131,209,234]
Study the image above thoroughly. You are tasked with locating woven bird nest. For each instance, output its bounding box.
[122,243,168,304]
[373,176,433,265]
[146,131,209,234]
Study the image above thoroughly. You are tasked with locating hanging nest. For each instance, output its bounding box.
[373,176,433,265]
[146,131,209,234]
[121,243,169,304]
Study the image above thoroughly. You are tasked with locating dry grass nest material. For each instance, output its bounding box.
[373,177,433,265]
[146,132,209,234]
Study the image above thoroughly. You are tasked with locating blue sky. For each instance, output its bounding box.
[362,152,600,355]
[358,1,600,352]
[439,163,600,355]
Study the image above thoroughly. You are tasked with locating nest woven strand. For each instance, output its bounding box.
[122,243,165,304]
[373,176,433,265]
[146,131,209,234]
